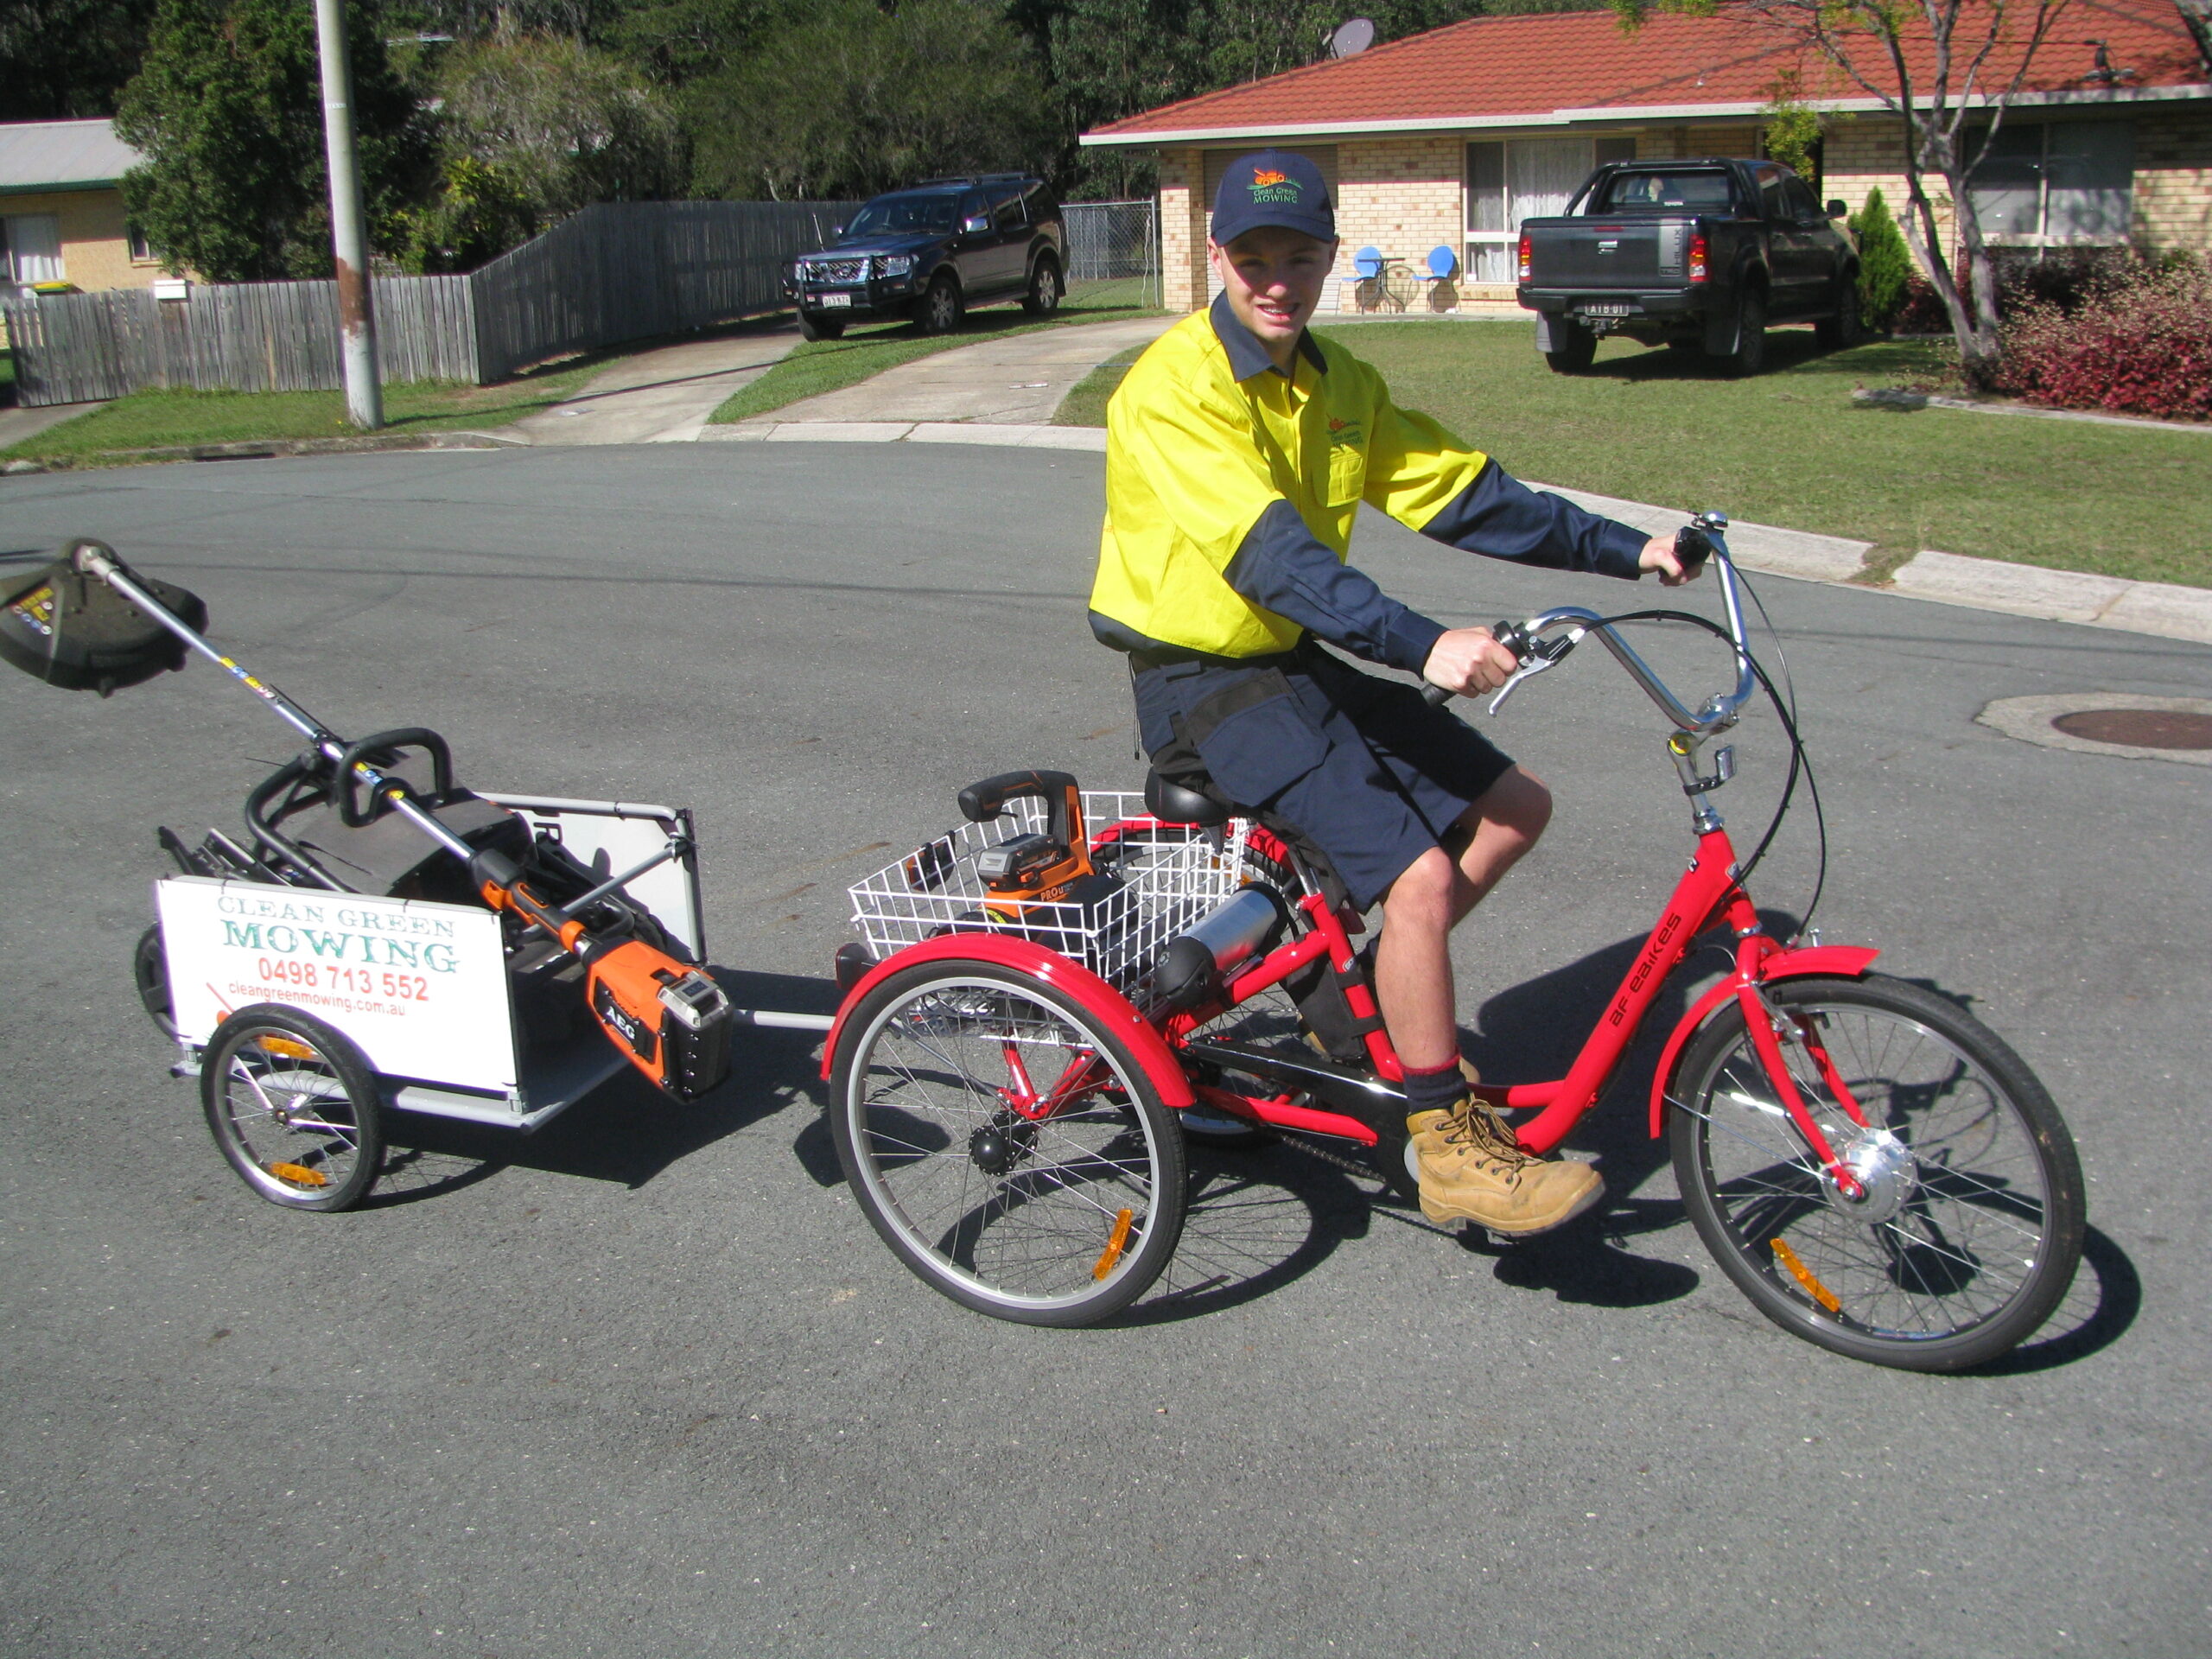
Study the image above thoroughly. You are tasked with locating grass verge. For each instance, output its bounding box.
[1064,318,2207,589]
[1052,343,1147,427]
[709,281,1160,425]
[0,358,601,466]
[1348,321,2210,588]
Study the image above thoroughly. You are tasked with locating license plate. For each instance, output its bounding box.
[821,292,853,308]
[1584,302,1637,317]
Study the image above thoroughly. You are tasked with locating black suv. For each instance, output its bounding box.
[785,175,1065,340]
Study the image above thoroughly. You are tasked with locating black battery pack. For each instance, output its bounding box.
[0,555,207,695]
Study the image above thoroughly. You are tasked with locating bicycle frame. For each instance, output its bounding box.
[1162,814,1872,1173]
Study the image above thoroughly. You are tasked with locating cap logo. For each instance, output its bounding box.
[1248,168,1300,202]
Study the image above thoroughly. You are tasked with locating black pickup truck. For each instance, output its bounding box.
[1516,158,1861,376]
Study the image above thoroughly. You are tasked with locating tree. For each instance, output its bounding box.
[1849,184,1913,330]
[1760,67,1821,178]
[2173,0,2212,75]
[686,0,1053,200]
[0,0,158,121]
[115,0,427,281]
[1612,0,2073,387]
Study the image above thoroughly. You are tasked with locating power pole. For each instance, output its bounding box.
[313,0,382,429]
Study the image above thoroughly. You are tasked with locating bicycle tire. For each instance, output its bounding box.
[828,959,1185,1326]
[1669,975,2083,1371]
[201,1003,383,1212]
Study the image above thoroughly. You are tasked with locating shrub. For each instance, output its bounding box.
[1994,255,2212,422]
[1891,270,1967,335]
[1848,188,1914,332]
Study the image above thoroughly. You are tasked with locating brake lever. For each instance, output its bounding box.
[1487,627,1583,716]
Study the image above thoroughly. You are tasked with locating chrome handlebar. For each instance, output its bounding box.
[1488,512,1757,734]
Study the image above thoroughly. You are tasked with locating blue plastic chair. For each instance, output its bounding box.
[1352,246,1384,280]
[1426,246,1459,280]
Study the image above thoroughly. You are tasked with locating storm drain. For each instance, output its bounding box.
[1979,693,2212,766]
[2050,708,2212,750]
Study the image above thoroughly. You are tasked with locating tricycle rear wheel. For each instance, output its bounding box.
[202,1003,383,1212]
[829,959,1185,1325]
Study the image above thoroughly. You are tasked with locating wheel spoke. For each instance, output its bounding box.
[1676,982,2079,1363]
[840,969,1179,1319]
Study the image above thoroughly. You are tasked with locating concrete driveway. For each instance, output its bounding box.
[0,443,2205,1657]
[728,313,1174,427]
[502,319,804,446]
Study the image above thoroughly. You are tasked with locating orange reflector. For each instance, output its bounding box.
[256,1035,315,1059]
[1092,1208,1135,1281]
[267,1161,328,1188]
[1770,1237,1840,1313]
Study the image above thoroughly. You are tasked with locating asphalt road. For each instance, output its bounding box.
[2,446,2206,1658]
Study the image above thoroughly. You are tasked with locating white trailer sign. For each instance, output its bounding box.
[156,876,517,1093]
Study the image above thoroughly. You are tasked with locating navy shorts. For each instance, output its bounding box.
[1131,645,1516,912]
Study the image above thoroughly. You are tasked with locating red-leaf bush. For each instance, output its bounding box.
[1995,254,2212,422]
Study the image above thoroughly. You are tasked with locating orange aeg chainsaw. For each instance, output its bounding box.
[4,539,735,1103]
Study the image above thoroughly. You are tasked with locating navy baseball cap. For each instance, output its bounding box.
[1211,149,1335,247]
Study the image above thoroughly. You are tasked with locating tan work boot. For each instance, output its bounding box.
[1412,1096,1604,1235]
[1403,1059,1485,1150]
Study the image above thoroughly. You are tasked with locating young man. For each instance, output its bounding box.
[1089,149,1697,1236]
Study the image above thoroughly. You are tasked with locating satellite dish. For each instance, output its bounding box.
[1329,18,1375,58]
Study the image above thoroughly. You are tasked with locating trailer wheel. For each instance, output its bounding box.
[134,925,178,1039]
[202,1004,383,1212]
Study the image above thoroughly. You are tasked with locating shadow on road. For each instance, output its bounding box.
[1973,1225,2142,1375]
[367,965,836,1205]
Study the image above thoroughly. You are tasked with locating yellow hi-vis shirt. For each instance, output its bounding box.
[1090,307,1490,661]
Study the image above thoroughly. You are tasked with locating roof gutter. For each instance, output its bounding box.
[1080,79,2212,146]
[0,176,127,195]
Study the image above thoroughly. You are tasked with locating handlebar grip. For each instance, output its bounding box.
[1420,620,1529,707]
[1675,524,1713,573]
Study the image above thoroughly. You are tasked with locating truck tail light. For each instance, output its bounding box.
[1516,232,1532,284]
[1688,231,1708,284]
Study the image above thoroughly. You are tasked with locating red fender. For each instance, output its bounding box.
[822,934,1195,1109]
[1647,945,1881,1136]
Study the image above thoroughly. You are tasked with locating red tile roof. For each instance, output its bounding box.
[1084,0,2208,143]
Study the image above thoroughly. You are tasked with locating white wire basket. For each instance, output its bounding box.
[849,790,1255,992]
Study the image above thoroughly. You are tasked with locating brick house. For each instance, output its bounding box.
[1079,1,2212,315]
[1,120,161,297]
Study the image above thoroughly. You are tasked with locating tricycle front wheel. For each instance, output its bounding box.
[1669,975,2084,1371]
[202,1003,383,1212]
[828,960,1185,1325]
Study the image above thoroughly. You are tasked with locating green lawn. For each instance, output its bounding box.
[1056,319,2209,589]
[1343,321,2208,588]
[0,359,600,465]
[709,280,1161,425]
[1053,342,1147,429]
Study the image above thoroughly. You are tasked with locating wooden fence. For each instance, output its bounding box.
[470,199,853,382]
[1,276,480,405]
[1,199,856,407]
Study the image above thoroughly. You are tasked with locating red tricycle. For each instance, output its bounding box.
[821,518,2085,1372]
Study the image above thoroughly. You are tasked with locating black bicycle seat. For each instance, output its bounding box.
[1144,768,1233,828]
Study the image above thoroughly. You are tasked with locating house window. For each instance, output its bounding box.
[1969,121,2133,244]
[3,213,65,286]
[127,222,153,262]
[1465,138,1594,283]
[1595,137,1637,166]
